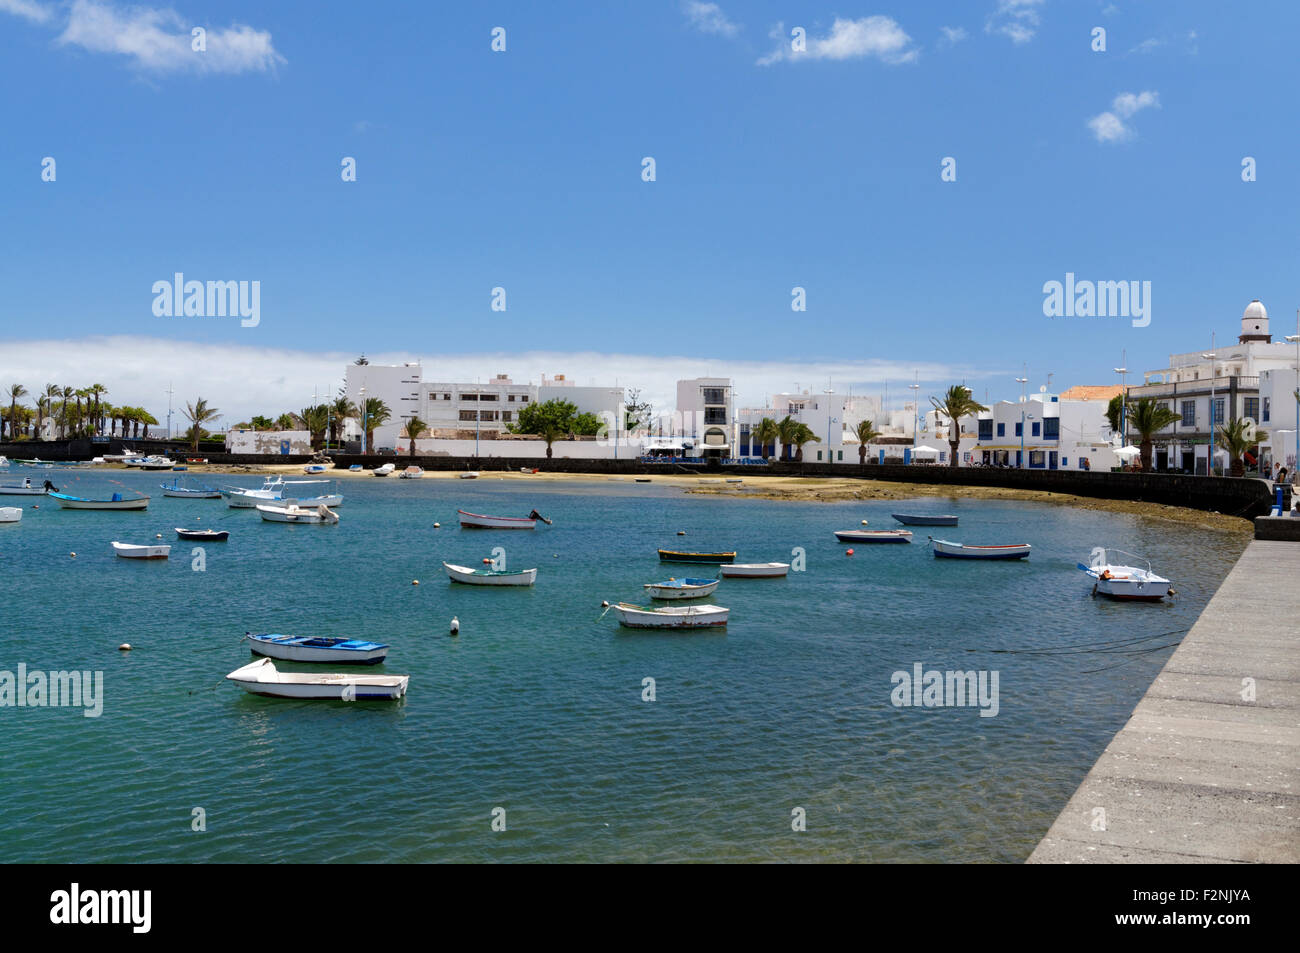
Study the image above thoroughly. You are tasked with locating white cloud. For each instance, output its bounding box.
[0,0,53,23]
[0,337,992,426]
[758,16,918,66]
[938,26,968,48]
[682,1,739,38]
[57,0,284,74]
[1088,89,1159,143]
[1131,37,1164,54]
[985,0,1044,45]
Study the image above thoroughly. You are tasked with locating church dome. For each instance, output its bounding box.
[1239,298,1270,342]
[1243,299,1267,322]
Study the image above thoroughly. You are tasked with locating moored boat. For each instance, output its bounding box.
[1078,550,1173,601]
[348,464,363,472]
[457,509,540,529]
[833,530,911,543]
[458,471,479,479]
[612,602,729,628]
[719,562,790,578]
[303,464,328,474]
[399,466,424,479]
[931,538,1031,559]
[0,478,54,496]
[892,513,959,526]
[257,503,339,523]
[111,541,170,559]
[0,507,21,523]
[175,527,229,541]
[657,549,737,563]
[160,476,222,498]
[373,464,396,477]
[123,455,175,470]
[442,561,537,586]
[246,632,389,665]
[225,657,409,700]
[50,491,148,510]
[643,577,719,600]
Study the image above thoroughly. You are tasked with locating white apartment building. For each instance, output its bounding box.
[1258,365,1300,473]
[735,392,886,462]
[420,374,534,435]
[1126,299,1297,473]
[675,378,733,459]
[968,392,1118,471]
[344,362,422,451]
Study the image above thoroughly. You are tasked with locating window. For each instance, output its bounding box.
[479,393,499,401]
[1212,397,1225,427]
[1029,450,1046,468]
[1043,418,1060,440]
[1244,397,1259,421]
[837,450,843,461]
[1015,422,1023,437]
[1181,400,1196,427]
[443,393,451,400]
[502,411,512,423]
[520,396,529,403]
[702,387,727,405]
[978,419,993,440]
[816,450,822,461]
[996,422,1005,437]
[460,393,478,401]
[1031,422,1040,437]
[508,395,515,402]
[1062,458,1069,467]
[1263,397,1271,422]
[704,408,727,425]
[479,410,498,421]
[459,410,478,422]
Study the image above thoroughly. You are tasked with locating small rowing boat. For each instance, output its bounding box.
[458,471,479,479]
[111,541,170,559]
[719,562,790,578]
[930,538,1030,560]
[303,464,328,474]
[50,491,148,510]
[657,549,736,563]
[1078,549,1173,601]
[373,463,396,477]
[457,509,550,529]
[400,466,424,479]
[246,632,389,665]
[175,527,229,541]
[348,464,363,472]
[892,513,959,526]
[443,561,538,586]
[257,503,340,523]
[160,477,221,498]
[643,577,719,600]
[225,658,409,700]
[833,530,911,543]
[612,602,729,628]
[0,507,22,523]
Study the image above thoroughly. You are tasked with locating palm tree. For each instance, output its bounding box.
[748,416,774,460]
[355,354,369,365]
[930,385,988,468]
[87,384,107,436]
[135,409,159,440]
[38,383,58,438]
[791,422,820,462]
[1218,417,1267,478]
[182,398,221,452]
[58,386,75,439]
[300,405,330,451]
[1124,397,1182,471]
[361,398,391,453]
[402,416,427,455]
[854,418,882,464]
[330,395,355,447]
[275,413,296,431]
[775,415,800,462]
[6,383,28,443]
[250,415,274,431]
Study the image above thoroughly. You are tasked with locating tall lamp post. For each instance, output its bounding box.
[909,373,919,462]
[1202,334,1217,476]
[1287,320,1300,474]
[1015,371,1028,468]
[359,385,367,456]
[825,387,835,464]
[1113,351,1128,448]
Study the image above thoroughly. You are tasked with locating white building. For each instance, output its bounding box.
[1259,365,1300,474]
[344,362,422,451]
[735,391,886,462]
[675,378,733,459]
[420,374,534,435]
[1127,299,1297,473]
[968,392,1118,471]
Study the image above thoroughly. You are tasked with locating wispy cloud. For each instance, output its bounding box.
[938,26,968,48]
[55,0,284,74]
[985,0,1044,45]
[1087,90,1159,143]
[758,16,919,66]
[0,337,993,425]
[1131,37,1163,54]
[682,1,739,39]
[0,0,53,23]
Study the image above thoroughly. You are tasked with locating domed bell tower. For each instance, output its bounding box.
[1239,298,1271,343]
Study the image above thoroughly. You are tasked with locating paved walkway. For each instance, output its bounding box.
[1028,540,1300,863]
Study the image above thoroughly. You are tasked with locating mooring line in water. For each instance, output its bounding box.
[976,627,1188,656]
[1079,642,1183,674]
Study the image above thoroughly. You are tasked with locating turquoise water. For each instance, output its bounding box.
[0,470,1247,862]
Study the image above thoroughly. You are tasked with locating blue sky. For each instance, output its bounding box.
[2,0,1298,422]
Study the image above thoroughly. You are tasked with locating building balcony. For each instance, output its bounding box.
[1131,376,1259,398]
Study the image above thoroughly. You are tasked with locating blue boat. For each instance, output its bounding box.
[245,632,390,665]
[643,577,720,600]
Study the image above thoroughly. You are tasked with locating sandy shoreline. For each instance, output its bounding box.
[127,463,1255,533]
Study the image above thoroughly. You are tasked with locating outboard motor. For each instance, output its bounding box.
[43,479,57,492]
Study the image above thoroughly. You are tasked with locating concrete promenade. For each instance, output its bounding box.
[1028,539,1300,863]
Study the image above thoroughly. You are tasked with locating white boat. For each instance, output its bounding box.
[160,477,221,498]
[50,491,149,510]
[931,539,1031,560]
[399,466,424,479]
[99,448,137,463]
[833,529,912,543]
[246,633,389,665]
[443,561,537,586]
[123,455,175,470]
[892,513,959,526]
[257,503,339,523]
[0,478,52,495]
[373,464,396,477]
[458,471,479,479]
[0,507,21,523]
[719,562,790,578]
[225,657,409,700]
[303,464,328,474]
[457,509,537,529]
[0,456,8,469]
[1079,550,1174,601]
[643,577,719,600]
[111,541,170,559]
[223,477,334,508]
[282,493,344,507]
[612,602,729,629]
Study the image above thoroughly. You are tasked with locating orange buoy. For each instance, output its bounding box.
[846,548,855,556]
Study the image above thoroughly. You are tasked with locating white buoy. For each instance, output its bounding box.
[70,552,76,558]
[155,533,162,539]
[861,519,868,525]
[412,579,419,586]
[118,643,131,651]
[433,522,441,528]
[677,530,686,536]
[450,616,460,636]
[601,600,610,608]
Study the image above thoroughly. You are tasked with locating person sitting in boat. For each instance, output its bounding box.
[1099,569,1112,580]
[42,479,56,492]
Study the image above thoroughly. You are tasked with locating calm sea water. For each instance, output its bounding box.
[0,469,1247,863]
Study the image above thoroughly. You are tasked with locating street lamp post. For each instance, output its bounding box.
[909,373,919,463]
[1287,320,1300,475]
[1113,350,1128,447]
[1202,333,1217,476]
[359,385,367,456]
[825,387,835,464]
[1015,372,1029,468]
